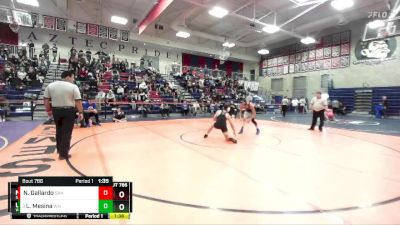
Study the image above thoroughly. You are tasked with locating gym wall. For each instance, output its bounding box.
[258,19,400,99]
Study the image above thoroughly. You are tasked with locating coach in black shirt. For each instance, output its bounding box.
[44,71,84,160]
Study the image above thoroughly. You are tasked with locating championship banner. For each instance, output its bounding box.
[55,17,67,31]
[120,30,129,42]
[42,15,55,30]
[76,22,87,34]
[0,7,9,23]
[109,27,118,40]
[87,23,99,36]
[13,10,33,27]
[30,13,39,27]
[99,25,108,38]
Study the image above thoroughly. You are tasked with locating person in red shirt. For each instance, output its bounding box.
[78,67,88,81]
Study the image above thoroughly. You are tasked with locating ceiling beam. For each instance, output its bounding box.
[232,1,254,14]
[279,0,328,28]
[138,0,174,34]
[181,0,303,39]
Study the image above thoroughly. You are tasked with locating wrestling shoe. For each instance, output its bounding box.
[256,128,260,135]
[238,127,244,134]
[229,138,237,144]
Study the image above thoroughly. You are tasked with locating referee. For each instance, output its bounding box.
[44,70,83,160]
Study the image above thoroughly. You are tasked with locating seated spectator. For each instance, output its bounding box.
[78,67,88,80]
[112,69,119,81]
[139,81,147,92]
[138,104,148,118]
[191,101,200,116]
[116,85,125,101]
[113,107,127,122]
[337,102,347,115]
[139,91,147,102]
[106,90,116,105]
[82,99,101,127]
[331,99,339,113]
[228,101,238,118]
[96,90,106,102]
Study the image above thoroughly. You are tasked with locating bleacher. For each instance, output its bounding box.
[372,87,400,116]
[328,88,356,113]
[86,69,179,116]
[1,85,41,117]
[329,86,400,116]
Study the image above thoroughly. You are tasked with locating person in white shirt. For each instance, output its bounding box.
[291,98,299,113]
[106,90,116,105]
[281,96,289,117]
[299,97,306,114]
[308,91,328,132]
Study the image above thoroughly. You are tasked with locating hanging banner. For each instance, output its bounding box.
[120,30,129,42]
[55,17,67,32]
[0,8,9,23]
[76,22,87,34]
[109,27,118,40]
[30,13,39,27]
[87,23,99,37]
[98,25,108,39]
[42,15,55,30]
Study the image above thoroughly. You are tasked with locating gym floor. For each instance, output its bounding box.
[0,114,399,224]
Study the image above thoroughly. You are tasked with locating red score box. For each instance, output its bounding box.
[98,186,113,200]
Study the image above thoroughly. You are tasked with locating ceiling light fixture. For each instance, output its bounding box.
[258,49,270,55]
[301,37,316,44]
[16,0,39,7]
[176,31,191,38]
[367,20,385,29]
[331,0,354,11]
[208,6,229,18]
[262,24,280,34]
[111,16,128,25]
[222,41,235,48]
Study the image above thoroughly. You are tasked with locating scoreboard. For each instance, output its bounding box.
[7,177,132,220]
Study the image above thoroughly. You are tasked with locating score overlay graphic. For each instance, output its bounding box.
[7,177,132,220]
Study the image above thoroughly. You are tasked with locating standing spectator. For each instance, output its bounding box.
[299,97,306,114]
[160,102,170,118]
[292,98,299,113]
[43,71,83,160]
[281,96,289,117]
[0,97,7,122]
[181,101,189,116]
[52,43,58,62]
[308,91,328,132]
[382,96,388,118]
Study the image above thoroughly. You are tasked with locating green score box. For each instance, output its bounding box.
[113,201,129,212]
[99,200,113,213]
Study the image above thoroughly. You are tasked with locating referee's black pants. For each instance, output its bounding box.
[281,105,288,117]
[310,109,325,129]
[53,107,76,157]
